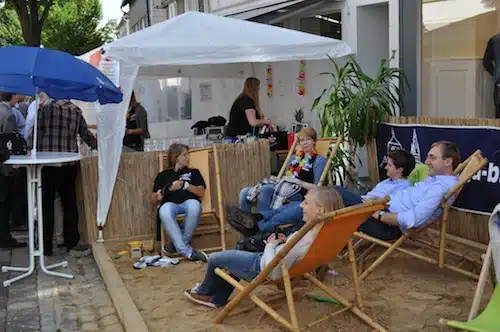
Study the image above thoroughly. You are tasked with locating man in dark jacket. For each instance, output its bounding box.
[483,33,500,118]
[0,92,27,249]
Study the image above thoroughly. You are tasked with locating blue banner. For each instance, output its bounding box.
[376,123,500,215]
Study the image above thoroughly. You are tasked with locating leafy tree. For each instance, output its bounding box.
[0,0,117,55]
[5,0,55,46]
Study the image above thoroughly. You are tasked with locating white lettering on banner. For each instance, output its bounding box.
[471,162,500,183]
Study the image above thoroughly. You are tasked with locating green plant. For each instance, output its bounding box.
[313,52,408,184]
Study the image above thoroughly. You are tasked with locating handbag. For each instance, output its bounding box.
[0,133,28,156]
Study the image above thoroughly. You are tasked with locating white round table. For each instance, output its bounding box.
[1,152,81,287]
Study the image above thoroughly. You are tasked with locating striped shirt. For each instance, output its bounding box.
[29,100,96,152]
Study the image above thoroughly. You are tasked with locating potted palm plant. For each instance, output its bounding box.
[312,52,408,186]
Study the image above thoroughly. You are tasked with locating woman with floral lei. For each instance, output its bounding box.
[239,127,327,213]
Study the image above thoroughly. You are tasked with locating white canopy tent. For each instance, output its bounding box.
[95,11,352,241]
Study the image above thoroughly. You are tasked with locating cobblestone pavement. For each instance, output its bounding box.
[0,234,123,332]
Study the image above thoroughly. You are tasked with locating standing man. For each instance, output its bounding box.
[483,33,500,118]
[0,92,27,249]
[30,99,97,256]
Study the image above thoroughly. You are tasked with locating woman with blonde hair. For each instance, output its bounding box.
[225,77,272,138]
[238,127,327,214]
[184,187,344,308]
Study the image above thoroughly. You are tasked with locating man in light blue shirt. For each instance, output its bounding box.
[362,141,460,241]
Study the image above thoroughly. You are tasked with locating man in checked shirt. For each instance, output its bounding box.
[29,99,97,256]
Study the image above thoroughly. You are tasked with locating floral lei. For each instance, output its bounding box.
[285,148,317,178]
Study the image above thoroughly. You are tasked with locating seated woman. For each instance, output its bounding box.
[239,127,327,213]
[184,187,344,308]
[151,143,208,262]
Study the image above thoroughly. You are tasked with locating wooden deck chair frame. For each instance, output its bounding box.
[353,150,488,281]
[213,198,390,332]
[158,146,227,258]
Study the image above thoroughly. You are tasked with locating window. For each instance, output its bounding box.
[198,0,205,12]
[168,2,177,18]
[420,0,499,118]
[135,78,192,123]
[300,12,341,40]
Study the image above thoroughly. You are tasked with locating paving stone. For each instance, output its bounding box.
[2,241,123,332]
[100,314,120,327]
[81,322,99,331]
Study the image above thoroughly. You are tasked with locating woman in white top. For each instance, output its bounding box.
[184,187,344,309]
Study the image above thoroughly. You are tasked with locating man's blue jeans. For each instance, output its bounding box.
[197,250,262,307]
[240,185,303,213]
[158,199,201,258]
[257,201,303,233]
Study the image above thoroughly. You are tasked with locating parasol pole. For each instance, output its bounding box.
[32,87,39,157]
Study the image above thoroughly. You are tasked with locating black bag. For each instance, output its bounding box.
[235,232,271,252]
[259,131,288,151]
[0,133,28,156]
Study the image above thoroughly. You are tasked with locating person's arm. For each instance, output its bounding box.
[374,182,449,229]
[186,169,206,198]
[4,113,16,134]
[126,106,147,136]
[245,108,271,127]
[312,156,327,186]
[78,114,97,149]
[151,174,164,206]
[483,37,495,76]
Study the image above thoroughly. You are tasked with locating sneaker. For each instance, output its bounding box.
[188,250,208,262]
[162,242,177,255]
[184,283,216,309]
[68,243,92,258]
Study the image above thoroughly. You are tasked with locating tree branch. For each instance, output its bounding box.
[39,0,54,25]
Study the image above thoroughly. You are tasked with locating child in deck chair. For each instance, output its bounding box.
[354,141,460,241]
[335,149,416,207]
[151,143,208,262]
[184,187,344,309]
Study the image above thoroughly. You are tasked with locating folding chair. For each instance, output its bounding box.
[213,198,390,332]
[354,150,488,281]
[439,201,500,331]
[158,146,226,257]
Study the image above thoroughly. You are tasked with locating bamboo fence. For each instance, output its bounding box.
[76,140,271,242]
[366,116,500,245]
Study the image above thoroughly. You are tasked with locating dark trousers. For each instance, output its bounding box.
[0,174,13,244]
[42,164,80,252]
[495,84,500,119]
[10,168,27,227]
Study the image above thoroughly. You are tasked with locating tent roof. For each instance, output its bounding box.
[104,11,352,68]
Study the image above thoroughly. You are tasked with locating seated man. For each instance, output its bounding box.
[152,143,208,262]
[228,149,416,238]
[357,141,460,241]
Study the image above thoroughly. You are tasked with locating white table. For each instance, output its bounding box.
[1,152,81,287]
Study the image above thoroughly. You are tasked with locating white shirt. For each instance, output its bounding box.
[260,226,320,280]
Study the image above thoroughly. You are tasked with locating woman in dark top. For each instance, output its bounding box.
[225,77,272,138]
[123,91,150,151]
[151,143,208,262]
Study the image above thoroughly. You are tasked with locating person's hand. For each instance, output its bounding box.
[169,180,184,191]
[267,136,277,144]
[263,119,272,126]
[371,210,381,219]
[283,176,300,185]
[269,175,278,181]
[264,233,287,246]
[155,190,163,204]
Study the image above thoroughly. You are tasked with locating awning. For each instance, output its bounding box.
[227,0,305,20]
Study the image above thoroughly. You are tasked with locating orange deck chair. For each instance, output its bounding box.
[213,198,390,332]
[354,150,488,281]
